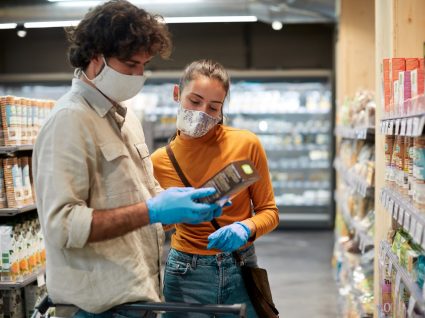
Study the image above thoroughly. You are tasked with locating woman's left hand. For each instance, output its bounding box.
[207,222,251,252]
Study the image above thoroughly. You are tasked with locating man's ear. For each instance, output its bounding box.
[173,85,180,102]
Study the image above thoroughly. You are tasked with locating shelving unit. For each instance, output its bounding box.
[335,126,375,140]
[335,193,374,253]
[379,241,425,316]
[334,158,375,198]
[380,188,425,249]
[0,145,33,155]
[0,112,47,316]
[0,204,36,217]
[334,1,377,317]
[0,269,45,291]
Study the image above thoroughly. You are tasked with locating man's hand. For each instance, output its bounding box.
[147,187,223,225]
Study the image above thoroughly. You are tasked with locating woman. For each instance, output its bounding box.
[151,59,279,318]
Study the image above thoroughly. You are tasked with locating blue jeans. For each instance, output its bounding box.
[163,245,259,318]
[73,307,156,318]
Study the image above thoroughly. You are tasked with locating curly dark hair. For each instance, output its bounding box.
[66,0,172,70]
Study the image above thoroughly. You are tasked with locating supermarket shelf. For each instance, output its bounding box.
[279,212,331,222]
[334,158,374,198]
[0,145,33,155]
[0,268,45,290]
[380,187,425,249]
[277,204,330,209]
[334,125,375,140]
[0,204,36,216]
[335,194,374,252]
[264,144,328,152]
[379,241,425,314]
[269,165,331,171]
[272,182,331,190]
[228,110,330,117]
[380,95,425,137]
[252,129,330,135]
[380,114,425,137]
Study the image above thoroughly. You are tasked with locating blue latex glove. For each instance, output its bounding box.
[207,222,251,252]
[147,187,222,225]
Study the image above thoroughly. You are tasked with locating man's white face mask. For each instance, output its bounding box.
[82,56,146,102]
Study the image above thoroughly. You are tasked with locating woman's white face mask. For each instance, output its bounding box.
[82,56,146,102]
[176,105,221,138]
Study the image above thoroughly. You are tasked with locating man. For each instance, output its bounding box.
[32,1,221,316]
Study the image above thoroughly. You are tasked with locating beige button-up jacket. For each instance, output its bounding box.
[32,78,164,313]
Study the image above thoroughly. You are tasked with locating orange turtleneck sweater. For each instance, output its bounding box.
[151,125,279,255]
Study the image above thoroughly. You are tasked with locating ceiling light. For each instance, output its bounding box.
[54,1,101,7]
[16,25,27,38]
[271,21,283,30]
[0,23,18,30]
[164,16,258,23]
[48,0,203,3]
[24,20,80,28]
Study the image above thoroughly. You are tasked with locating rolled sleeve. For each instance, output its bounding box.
[34,107,93,249]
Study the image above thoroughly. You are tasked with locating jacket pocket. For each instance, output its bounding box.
[99,142,138,196]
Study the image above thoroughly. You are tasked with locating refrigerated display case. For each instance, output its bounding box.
[140,70,334,228]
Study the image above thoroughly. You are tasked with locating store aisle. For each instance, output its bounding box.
[255,230,339,318]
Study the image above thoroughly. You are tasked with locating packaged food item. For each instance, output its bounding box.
[19,157,33,205]
[385,135,395,182]
[383,59,391,114]
[4,158,24,208]
[413,136,425,207]
[197,160,260,206]
[2,289,24,318]
[381,256,392,315]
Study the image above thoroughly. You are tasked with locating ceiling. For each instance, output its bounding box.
[0,0,336,25]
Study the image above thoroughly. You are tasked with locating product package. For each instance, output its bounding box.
[197,160,260,206]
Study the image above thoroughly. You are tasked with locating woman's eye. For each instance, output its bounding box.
[189,99,200,105]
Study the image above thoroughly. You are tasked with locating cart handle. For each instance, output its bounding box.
[33,295,247,318]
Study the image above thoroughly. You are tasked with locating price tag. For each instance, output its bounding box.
[398,205,404,224]
[419,116,425,136]
[389,199,394,214]
[416,222,424,245]
[395,119,401,135]
[385,192,390,208]
[407,295,416,317]
[389,120,395,135]
[404,211,411,231]
[387,258,393,274]
[395,272,401,296]
[413,117,420,136]
[410,218,417,237]
[400,118,407,136]
[381,121,386,134]
[37,273,46,287]
[360,238,366,254]
[393,205,399,219]
[406,118,413,136]
[394,203,400,215]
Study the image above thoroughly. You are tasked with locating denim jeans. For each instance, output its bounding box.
[163,245,259,318]
[73,307,156,318]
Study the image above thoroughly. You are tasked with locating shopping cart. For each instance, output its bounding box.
[31,295,247,318]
